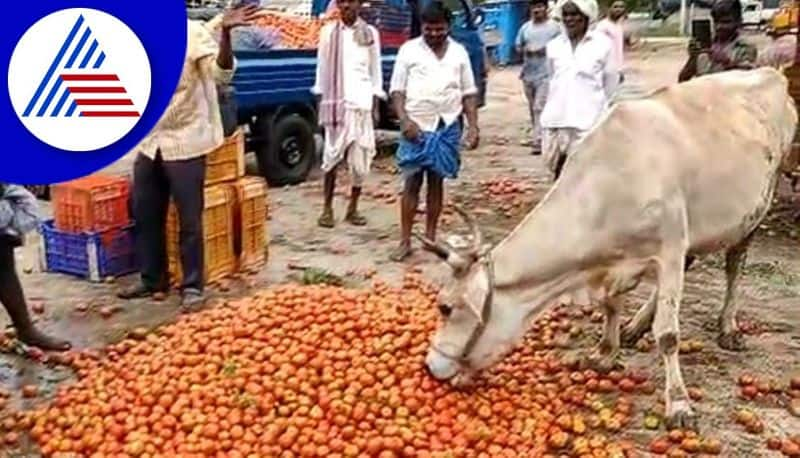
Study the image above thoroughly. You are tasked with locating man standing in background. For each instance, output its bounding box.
[678,0,756,82]
[540,0,616,181]
[389,1,480,262]
[312,0,385,229]
[118,5,259,307]
[515,0,561,155]
[595,0,627,85]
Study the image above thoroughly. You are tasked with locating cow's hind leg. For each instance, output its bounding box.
[654,249,697,431]
[582,297,624,373]
[717,233,754,351]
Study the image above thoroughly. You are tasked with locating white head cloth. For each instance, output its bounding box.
[551,0,600,24]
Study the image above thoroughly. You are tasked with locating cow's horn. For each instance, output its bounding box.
[452,205,483,255]
[412,232,451,261]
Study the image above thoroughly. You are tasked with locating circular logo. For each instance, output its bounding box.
[8,9,151,152]
[1,1,186,184]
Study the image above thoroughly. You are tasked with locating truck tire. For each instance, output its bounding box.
[256,114,315,187]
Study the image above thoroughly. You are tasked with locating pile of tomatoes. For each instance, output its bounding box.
[478,178,535,218]
[16,274,713,457]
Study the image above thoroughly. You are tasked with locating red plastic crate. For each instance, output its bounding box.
[380,30,408,48]
[52,175,131,233]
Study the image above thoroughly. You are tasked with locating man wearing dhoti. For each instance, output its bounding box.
[312,0,385,228]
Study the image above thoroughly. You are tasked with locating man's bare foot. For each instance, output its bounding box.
[345,210,367,226]
[317,209,335,228]
[18,328,71,352]
[389,243,413,262]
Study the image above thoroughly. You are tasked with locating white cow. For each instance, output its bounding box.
[418,67,798,430]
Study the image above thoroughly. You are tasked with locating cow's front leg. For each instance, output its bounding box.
[717,234,753,351]
[582,297,624,373]
[653,253,697,431]
[621,288,657,348]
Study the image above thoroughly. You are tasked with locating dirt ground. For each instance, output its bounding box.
[1,38,799,457]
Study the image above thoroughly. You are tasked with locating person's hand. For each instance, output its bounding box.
[401,117,421,142]
[687,38,705,57]
[221,4,261,32]
[465,125,480,150]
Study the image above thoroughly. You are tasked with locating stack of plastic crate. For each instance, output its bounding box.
[166,128,270,285]
[39,175,137,282]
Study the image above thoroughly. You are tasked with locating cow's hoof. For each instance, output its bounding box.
[582,352,624,374]
[665,407,699,432]
[620,325,646,349]
[717,331,747,351]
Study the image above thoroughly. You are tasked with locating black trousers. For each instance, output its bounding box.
[0,236,34,333]
[133,152,205,292]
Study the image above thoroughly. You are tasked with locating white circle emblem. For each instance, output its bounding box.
[8,8,151,152]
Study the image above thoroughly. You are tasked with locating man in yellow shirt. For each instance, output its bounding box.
[118,5,259,307]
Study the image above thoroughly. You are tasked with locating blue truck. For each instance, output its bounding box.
[219,0,488,186]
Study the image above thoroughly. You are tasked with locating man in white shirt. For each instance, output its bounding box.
[540,0,617,181]
[515,0,561,155]
[388,1,480,262]
[595,0,626,85]
[312,0,385,228]
[118,5,259,307]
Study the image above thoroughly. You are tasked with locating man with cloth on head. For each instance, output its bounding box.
[388,0,480,262]
[540,0,617,181]
[312,0,385,228]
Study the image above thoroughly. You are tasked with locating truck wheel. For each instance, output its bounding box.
[256,114,315,187]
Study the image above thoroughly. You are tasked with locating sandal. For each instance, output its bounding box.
[389,244,413,262]
[317,210,335,228]
[345,211,367,226]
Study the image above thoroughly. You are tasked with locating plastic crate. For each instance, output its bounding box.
[39,220,137,282]
[362,0,412,34]
[380,30,408,48]
[166,185,236,286]
[52,175,130,233]
[232,177,270,273]
[205,129,245,186]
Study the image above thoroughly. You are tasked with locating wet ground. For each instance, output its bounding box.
[2,39,799,456]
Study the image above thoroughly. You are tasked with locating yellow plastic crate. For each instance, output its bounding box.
[166,185,236,287]
[232,176,270,273]
[205,129,245,186]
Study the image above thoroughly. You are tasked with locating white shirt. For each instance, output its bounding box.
[595,18,625,72]
[311,22,386,110]
[540,31,617,132]
[137,20,236,161]
[389,37,478,132]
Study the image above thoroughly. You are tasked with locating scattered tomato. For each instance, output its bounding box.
[21,385,38,398]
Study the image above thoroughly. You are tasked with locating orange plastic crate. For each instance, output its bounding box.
[52,175,130,233]
[166,185,236,287]
[206,129,245,186]
[232,177,270,273]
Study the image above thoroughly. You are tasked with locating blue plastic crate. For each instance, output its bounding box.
[477,0,530,66]
[39,220,138,282]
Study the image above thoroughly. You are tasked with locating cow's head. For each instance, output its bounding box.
[416,207,523,386]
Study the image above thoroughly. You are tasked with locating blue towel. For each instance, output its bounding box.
[396,121,462,179]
